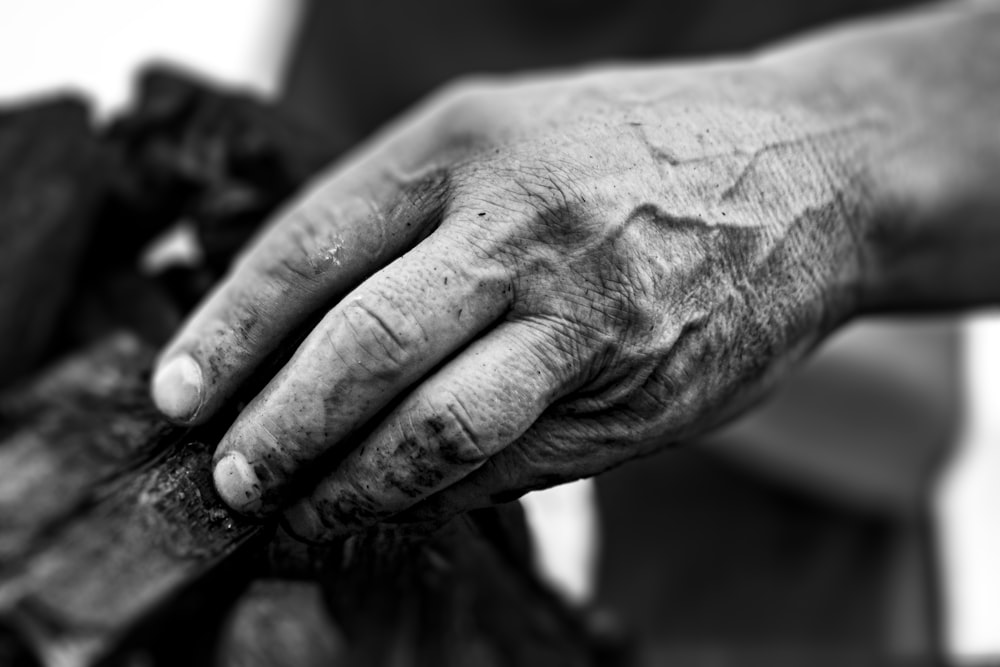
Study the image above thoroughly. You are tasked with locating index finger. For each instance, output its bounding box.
[151,145,449,425]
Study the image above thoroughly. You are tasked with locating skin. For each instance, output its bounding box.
[152,2,1000,541]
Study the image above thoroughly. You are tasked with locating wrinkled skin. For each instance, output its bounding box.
[153,61,886,541]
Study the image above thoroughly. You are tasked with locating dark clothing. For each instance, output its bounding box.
[283,0,926,151]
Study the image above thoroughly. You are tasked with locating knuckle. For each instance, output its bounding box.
[414,393,490,466]
[271,248,324,286]
[314,475,384,532]
[513,159,577,208]
[266,205,340,283]
[437,213,520,273]
[395,164,451,216]
[489,149,582,214]
[243,414,295,476]
[339,289,426,377]
[427,77,504,145]
[512,316,587,385]
[432,75,499,118]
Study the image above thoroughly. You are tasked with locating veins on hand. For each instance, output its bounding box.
[629,120,877,171]
[626,114,883,227]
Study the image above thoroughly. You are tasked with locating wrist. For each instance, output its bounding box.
[759,3,1000,313]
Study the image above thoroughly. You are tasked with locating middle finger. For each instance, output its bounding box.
[212,226,513,515]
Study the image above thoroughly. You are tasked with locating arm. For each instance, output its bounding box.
[150,2,1000,540]
[759,1,1000,312]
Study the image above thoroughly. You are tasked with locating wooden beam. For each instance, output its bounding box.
[0,334,264,667]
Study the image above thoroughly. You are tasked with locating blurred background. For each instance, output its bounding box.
[1,0,997,662]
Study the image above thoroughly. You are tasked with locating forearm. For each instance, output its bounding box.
[759,1,1000,312]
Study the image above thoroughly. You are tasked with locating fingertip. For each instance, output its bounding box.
[213,451,264,515]
[151,354,204,423]
[282,501,325,543]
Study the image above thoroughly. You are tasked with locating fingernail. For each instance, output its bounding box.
[283,502,321,542]
[152,355,203,422]
[213,451,262,514]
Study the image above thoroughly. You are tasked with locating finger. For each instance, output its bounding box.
[212,227,514,515]
[151,151,449,424]
[280,317,587,542]
[394,412,636,525]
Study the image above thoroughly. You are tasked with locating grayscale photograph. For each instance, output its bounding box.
[0,0,997,665]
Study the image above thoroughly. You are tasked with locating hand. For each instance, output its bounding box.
[151,61,881,541]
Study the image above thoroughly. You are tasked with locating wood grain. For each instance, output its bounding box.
[0,334,264,667]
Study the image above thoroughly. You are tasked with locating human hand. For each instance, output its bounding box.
[151,61,883,541]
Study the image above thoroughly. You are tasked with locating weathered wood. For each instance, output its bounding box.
[0,334,264,667]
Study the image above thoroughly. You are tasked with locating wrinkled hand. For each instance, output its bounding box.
[152,62,880,541]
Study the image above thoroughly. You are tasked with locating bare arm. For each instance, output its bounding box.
[760,1,1000,311]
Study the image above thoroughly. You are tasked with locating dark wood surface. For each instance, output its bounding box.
[0,334,263,666]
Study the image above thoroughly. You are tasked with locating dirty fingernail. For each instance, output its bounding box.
[152,355,203,422]
[283,502,322,542]
[213,451,262,514]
